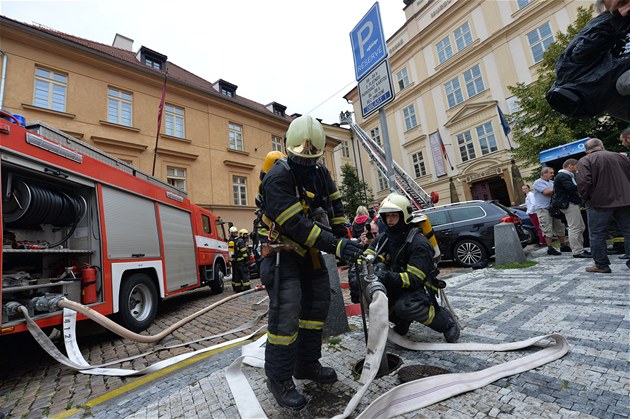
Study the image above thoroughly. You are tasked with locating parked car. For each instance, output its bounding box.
[510,205,539,245]
[416,200,529,267]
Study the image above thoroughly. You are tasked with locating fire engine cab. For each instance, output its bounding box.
[0,112,229,334]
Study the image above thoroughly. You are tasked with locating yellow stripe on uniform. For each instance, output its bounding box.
[330,216,346,225]
[276,202,302,225]
[329,191,341,200]
[299,319,324,330]
[400,272,410,288]
[267,331,298,346]
[407,265,427,280]
[304,224,322,248]
[422,305,435,325]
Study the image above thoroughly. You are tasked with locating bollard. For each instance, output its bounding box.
[494,223,527,266]
[322,253,350,337]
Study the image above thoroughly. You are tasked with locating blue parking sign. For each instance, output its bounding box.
[350,2,387,81]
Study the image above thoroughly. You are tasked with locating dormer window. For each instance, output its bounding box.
[214,79,238,98]
[137,46,167,71]
[266,102,287,117]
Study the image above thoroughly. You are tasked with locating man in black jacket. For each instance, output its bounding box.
[554,159,591,258]
[256,115,363,409]
[365,193,459,342]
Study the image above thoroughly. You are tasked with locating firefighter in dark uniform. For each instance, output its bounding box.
[366,193,460,342]
[228,226,250,292]
[257,115,363,409]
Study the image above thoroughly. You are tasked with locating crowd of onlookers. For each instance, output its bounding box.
[522,131,630,273]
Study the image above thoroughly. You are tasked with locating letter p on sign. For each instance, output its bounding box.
[357,22,373,58]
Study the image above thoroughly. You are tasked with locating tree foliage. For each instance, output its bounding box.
[338,163,372,218]
[508,6,628,168]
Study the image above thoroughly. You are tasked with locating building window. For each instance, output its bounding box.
[34,67,67,112]
[476,122,498,155]
[454,22,473,52]
[397,68,410,91]
[463,64,484,98]
[165,104,185,138]
[341,140,350,158]
[517,0,532,9]
[233,176,247,206]
[436,36,453,64]
[527,22,554,63]
[229,123,243,151]
[221,87,234,97]
[402,104,418,131]
[377,171,389,191]
[457,131,476,162]
[370,127,382,146]
[445,78,464,108]
[167,167,186,192]
[412,152,426,178]
[107,87,133,127]
[272,135,283,152]
[144,57,162,70]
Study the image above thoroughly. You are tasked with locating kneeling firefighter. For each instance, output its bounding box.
[365,193,460,342]
[256,115,363,409]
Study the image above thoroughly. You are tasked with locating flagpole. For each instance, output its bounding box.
[152,65,168,176]
[497,104,514,150]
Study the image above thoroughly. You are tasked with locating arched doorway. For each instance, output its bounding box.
[470,176,510,206]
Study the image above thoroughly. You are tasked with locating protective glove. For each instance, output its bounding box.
[335,238,363,265]
[333,224,349,239]
[374,263,400,289]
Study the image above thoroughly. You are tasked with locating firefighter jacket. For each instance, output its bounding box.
[228,236,248,263]
[257,159,346,257]
[365,225,436,296]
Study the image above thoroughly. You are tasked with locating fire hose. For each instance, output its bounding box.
[10,286,268,375]
[224,256,569,418]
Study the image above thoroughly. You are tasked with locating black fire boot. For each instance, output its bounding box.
[393,319,412,336]
[267,378,307,410]
[293,361,338,384]
[443,312,460,343]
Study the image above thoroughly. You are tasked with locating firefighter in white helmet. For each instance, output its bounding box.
[256,115,362,409]
[365,192,460,342]
[228,226,250,292]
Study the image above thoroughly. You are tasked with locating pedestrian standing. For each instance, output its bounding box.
[576,138,630,272]
[554,159,591,258]
[532,167,570,255]
[256,115,363,409]
[522,184,545,246]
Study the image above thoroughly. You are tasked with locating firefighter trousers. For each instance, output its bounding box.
[259,250,331,381]
[391,289,451,333]
[231,261,250,291]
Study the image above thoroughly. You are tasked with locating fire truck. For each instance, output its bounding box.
[0,112,229,334]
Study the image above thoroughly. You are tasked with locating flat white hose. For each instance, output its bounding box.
[58,287,258,343]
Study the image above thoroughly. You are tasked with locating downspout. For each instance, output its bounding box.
[0,49,7,109]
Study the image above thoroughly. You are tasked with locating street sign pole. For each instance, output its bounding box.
[350,2,397,190]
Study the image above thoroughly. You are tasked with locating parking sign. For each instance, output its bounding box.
[350,2,387,81]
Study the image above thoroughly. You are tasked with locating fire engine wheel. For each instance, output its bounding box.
[118,273,158,332]
[210,266,225,295]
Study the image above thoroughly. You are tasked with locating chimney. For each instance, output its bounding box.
[112,34,134,51]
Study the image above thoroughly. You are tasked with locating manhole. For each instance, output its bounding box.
[397,364,451,383]
[353,353,403,378]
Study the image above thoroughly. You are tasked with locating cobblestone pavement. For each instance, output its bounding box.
[2,250,629,418]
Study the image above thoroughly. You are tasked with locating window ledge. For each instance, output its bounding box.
[224,159,255,170]
[404,125,421,135]
[160,133,192,143]
[22,104,75,119]
[226,148,250,157]
[99,120,140,132]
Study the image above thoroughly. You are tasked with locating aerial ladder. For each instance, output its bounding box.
[340,111,437,210]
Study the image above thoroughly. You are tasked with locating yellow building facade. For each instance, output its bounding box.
[0,16,348,229]
[345,0,586,207]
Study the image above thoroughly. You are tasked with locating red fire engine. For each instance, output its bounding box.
[0,112,230,334]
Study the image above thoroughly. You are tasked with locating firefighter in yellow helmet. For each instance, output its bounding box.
[364,192,460,342]
[228,226,250,292]
[256,115,362,409]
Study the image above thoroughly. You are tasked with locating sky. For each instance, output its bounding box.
[1,0,407,125]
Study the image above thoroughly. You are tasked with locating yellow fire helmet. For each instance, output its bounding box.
[261,150,286,180]
[285,115,325,165]
[238,228,249,237]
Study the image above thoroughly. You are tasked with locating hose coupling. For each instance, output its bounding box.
[365,281,387,303]
[3,301,22,316]
[32,295,65,312]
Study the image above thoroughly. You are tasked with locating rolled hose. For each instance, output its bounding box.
[57,286,263,343]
